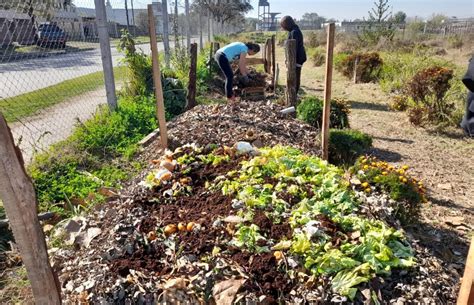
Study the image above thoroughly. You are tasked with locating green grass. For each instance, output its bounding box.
[0,66,127,123]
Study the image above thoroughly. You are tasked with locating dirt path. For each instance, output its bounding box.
[10,87,108,163]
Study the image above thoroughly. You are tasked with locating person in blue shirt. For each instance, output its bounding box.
[214,42,261,101]
[281,16,307,96]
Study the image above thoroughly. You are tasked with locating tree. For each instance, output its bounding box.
[392,11,407,23]
[193,0,252,26]
[301,12,326,29]
[360,0,395,44]
[368,0,391,22]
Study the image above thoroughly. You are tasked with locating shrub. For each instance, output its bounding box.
[310,47,325,67]
[306,31,325,48]
[379,51,453,94]
[213,34,231,44]
[297,96,350,129]
[29,96,157,216]
[448,35,463,49]
[405,66,454,124]
[336,52,383,83]
[389,95,409,111]
[163,78,187,118]
[351,156,426,222]
[329,129,372,165]
[72,96,157,158]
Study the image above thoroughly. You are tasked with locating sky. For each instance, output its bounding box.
[245,0,474,20]
[80,0,474,21]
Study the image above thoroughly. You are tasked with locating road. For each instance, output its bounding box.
[0,38,201,98]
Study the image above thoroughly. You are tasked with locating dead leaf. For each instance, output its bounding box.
[212,278,246,305]
[163,278,188,290]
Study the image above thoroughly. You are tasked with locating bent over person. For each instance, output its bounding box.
[214,42,261,101]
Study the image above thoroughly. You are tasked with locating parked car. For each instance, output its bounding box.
[35,23,67,48]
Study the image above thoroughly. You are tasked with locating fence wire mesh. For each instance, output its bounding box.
[0,0,212,163]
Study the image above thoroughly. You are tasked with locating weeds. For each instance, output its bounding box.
[297,96,350,129]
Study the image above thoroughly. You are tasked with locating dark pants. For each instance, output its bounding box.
[215,52,234,98]
[296,66,302,94]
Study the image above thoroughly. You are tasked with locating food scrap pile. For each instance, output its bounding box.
[234,69,269,89]
[166,101,321,156]
[53,144,458,304]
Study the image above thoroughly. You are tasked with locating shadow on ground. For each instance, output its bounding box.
[368,147,403,162]
[350,100,390,112]
[373,136,414,144]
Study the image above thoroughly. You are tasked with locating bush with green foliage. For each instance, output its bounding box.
[336,52,383,83]
[29,96,156,217]
[309,47,325,67]
[297,96,350,129]
[329,129,372,165]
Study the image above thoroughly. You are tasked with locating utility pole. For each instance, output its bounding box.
[184,0,191,49]
[124,0,130,31]
[130,0,136,35]
[162,0,171,68]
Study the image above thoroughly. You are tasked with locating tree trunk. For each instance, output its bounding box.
[162,0,170,68]
[184,0,191,49]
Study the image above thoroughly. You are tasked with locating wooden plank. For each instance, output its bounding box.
[285,39,297,107]
[0,113,61,305]
[322,23,335,161]
[187,43,198,109]
[246,57,265,65]
[457,236,474,305]
[148,5,168,149]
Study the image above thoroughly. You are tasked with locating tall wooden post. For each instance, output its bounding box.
[187,43,198,109]
[0,113,61,305]
[265,38,272,73]
[457,237,474,305]
[321,23,335,161]
[285,39,297,107]
[271,35,276,88]
[161,0,170,68]
[94,0,117,110]
[148,5,168,149]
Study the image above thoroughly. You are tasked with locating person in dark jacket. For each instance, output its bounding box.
[461,56,474,137]
[280,15,307,95]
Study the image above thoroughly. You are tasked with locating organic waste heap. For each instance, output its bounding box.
[166,100,321,156]
[51,143,459,304]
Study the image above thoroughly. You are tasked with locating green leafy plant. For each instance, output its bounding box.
[329,129,373,165]
[310,47,325,67]
[297,96,350,129]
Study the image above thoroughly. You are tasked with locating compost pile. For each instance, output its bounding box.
[52,144,459,304]
[166,100,321,156]
[234,69,269,88]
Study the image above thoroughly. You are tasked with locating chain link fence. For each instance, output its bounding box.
[0,0,211,163]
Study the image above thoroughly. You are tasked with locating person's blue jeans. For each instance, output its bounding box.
[214,52,234,98]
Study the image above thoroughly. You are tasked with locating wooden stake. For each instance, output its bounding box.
[187,43,198,109]
[271,35,276,89]
[0,113,61,305]
[322,23,335,161]
[274,63,279,93]
[457,236,474,305]
[353,56,359,84]
[148,4,168,149]
[285,39,297,107]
